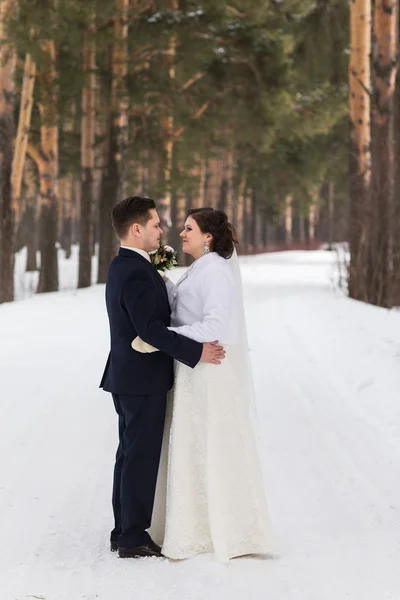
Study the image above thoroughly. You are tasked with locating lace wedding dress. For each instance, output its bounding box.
[149,251,271,562]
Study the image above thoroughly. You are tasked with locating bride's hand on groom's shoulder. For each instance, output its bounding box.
[200,341,226,365]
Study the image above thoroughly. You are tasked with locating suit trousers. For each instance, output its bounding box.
[111,392,167,548]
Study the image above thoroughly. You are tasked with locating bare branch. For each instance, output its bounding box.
[27,142,46,170]
[225,5,246,17]
[173,85,236,138]
[179,71,206,92]
[193,99,211,120]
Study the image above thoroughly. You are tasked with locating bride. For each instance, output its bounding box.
[134,207,271,562]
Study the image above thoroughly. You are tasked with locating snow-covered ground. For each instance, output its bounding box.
[1,248,400,600]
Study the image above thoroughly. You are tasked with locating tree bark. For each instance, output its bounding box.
[261,215,268,249]
[393,10,400,303]
[308,187,319,245]
[244,189,252,253]
[73,179,81,246]
[204,157,223,208]
[98,0,129,283]
[327,181,335,250]
[78,25,96,288]
[11,53,36,224]
[61,174,73,259]
[0,0,16,303]
[191,157,205,209]
[236,175,246,246]
[369,0,398,307]
[27,39,59,294]
[249,190,258,251]
[284,194,293,245]
[308,204,316,244]
[348,0,372,301]
[299,215,305,244]
[97,112,120,283]
[158,0,179,241]
[175,192,187,263]
[24,158,38,271]
[221,148,233,220]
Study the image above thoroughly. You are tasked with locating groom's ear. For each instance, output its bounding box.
[131,222,142,237]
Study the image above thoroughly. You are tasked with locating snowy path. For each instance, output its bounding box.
[1,251,400,599]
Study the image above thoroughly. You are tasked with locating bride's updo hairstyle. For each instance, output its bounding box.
[187,207,237,259]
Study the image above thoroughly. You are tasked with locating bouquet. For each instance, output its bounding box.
[150,241,178,273]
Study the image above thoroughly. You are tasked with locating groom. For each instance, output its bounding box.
[100,196,225,558]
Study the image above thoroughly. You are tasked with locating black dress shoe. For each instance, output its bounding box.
[118,540,164,558]
[110,540,118,552]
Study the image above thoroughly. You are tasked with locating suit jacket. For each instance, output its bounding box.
[100,248,202,395]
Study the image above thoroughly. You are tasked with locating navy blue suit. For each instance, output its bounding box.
[100,248,202,548]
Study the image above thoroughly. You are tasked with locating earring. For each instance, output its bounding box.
[203,240,210,255]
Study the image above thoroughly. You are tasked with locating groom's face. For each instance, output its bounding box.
[141,209,163,252]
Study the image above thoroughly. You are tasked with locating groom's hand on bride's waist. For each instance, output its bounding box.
[200,341,226,365]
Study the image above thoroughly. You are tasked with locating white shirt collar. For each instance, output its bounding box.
[120,246,151,263]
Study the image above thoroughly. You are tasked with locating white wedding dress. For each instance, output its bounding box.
[149,251,271,562]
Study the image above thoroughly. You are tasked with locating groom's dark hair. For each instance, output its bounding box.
[111,196,156,239]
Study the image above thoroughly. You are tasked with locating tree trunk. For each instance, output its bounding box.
[73,179,81,245]
[175,193,187,263]
[308,204,316,244]
[11,53,36,228]
[140,150,151,196]
[98,0,129,283]
[261,216,268,248]
[0,0,16,303]
[348,0,372,301]
[160,121,174,237]
[250,191,259,251]
[97,113,120,283]
[284,194,293,245]
[191,157,205,209]
[299,215,306,244]
[58,106,76,252]
[38,200,58,293]
[27,39,59,294]
[369,0,398,307]
[78,26,96,288]
[308,187,319,245]
[24,158,38,271]
[236,175,246,246]
[61,175,73,259]
[92,80,107,258]
[221,148,233,220]
[393,11,400,303]
[158,0,179,240]
[327,181,335,250]
[244,189,252,253]
[26,205,38,271]
[204,157,223,208]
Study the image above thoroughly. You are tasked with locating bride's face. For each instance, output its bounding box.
[180,217,212,259]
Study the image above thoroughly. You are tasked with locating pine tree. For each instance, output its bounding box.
[369,0,398,307]
[78,14,96,288]
[0,0,16,303]
[97,0,129,283]
[348,0,372,301]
